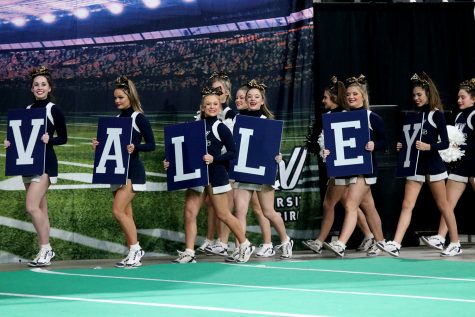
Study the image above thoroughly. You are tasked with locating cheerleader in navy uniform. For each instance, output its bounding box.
[197,71,237,255]
[379,72,461,257]
[232,79,293,260]
[210,85,275,258]
[303,76,376,256]
[323,75,386,257]
[93,76,155,267]
[168,87,255,264]
[420,78,474,256]
[4,66,67,267]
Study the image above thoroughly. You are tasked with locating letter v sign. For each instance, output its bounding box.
[5,108,47,176]
[10,118,45,165]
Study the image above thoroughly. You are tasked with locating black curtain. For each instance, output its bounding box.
[314,2,475,243]
[314,3,474,115]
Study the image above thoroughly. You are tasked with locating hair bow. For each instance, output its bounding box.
[247,79,267,91]
[201,86,223,97]
[209,71,229,80]
[410,72,430,88]
[115,75,129,89]
[460,78,475,91]
[346,74,366,85]
[30,66,50,78]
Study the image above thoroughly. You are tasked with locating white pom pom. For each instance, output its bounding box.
[317,132,325,159]
[439,125,466,163]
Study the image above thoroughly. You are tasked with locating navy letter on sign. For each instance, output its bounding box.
[93,117,132,185]
[5,108,47,176]
[164,120,208,191]
[323,110,372,178]
[396,112,424,178]
[229,116,283,185]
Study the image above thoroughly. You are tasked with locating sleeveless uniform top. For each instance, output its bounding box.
[449,106,475,180]
[117,107,155,191]
[413,105,448,178]
[26,99,67,183]
[205,116,237,194]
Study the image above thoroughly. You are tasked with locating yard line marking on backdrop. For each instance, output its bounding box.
[29,269,475,303]
[0,216,165,256]
[0,292,326,317]
[222,263,475,283]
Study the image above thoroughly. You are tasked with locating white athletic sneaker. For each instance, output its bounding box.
[173,250,197,263]
[302,239,323,254]
[196,239,213,253]
[236,241,255,263]
[366,243,382,257]
[357,236,374,252]
[440,242,463,257]
[377,240,400,257]
[323,240,346,257]
[276,239,294,259]
[205,240,228,256]
[225,248,239,262]
[255,243,275,257]
[28,248,55,267]
[420,235,445,251]
[125,249,145,267]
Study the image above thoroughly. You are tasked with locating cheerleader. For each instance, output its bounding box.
[93,76,156,267]
[197,71,237,256]
[168,86,254,263]
[421,78,474,256]
[378,72,461,257]
[303,76,377,256]
[208,85,275,258]
[322,75,386,257]
[232,79,293,260]
[4,66,68,267]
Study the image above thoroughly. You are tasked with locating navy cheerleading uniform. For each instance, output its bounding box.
[448,107,475,182]
[117,107,155,191]
[408,105,449,182]
[24,99,67,184]
[344,107,386,185]
[205,116,237,194]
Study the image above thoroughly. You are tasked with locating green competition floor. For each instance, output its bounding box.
[1,257,474,317]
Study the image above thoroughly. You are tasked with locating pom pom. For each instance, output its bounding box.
[317,132,325,160]
[439,125,466,163]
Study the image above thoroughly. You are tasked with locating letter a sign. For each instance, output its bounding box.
[93,117,132,185]
[164,120,208,191]
[5,108,47,176]
[322,110,372,177]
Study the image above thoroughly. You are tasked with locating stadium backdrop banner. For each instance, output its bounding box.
[0,1,317,262]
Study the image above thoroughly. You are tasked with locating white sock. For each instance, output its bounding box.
[261,243,273,248]
[185,248,195,255]
[366,233,374,239]
[130,242,141,251]
[281,236,290,244]
[40,243,52,251]
[315,239,322,245]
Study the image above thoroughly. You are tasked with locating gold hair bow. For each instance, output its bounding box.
[209,71,229,80]
[460,78,475,91]
[30,66,50,78]
[115,75,129,89]
[346,74,366,85]
[410,72,430,88]
[247,79,267,91]
[201,86,223,97]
